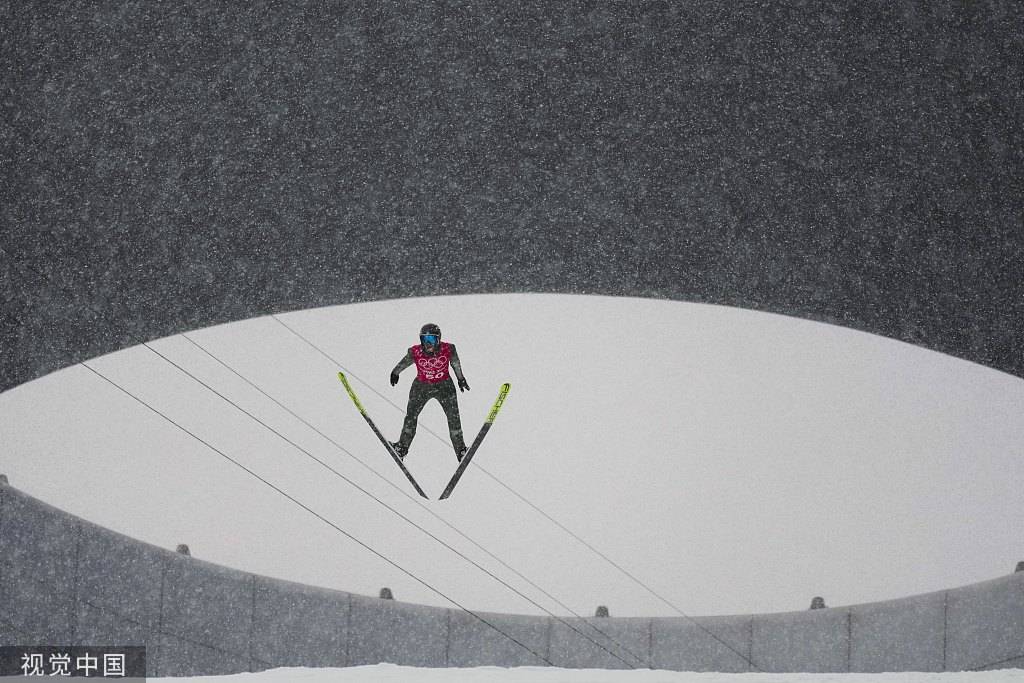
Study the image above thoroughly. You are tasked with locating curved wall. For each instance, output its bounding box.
[2,2,1024,392]
[3,480,1023,676]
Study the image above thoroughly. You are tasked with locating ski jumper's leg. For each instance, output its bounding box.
[437,379,467,453]
[398,380,430,449]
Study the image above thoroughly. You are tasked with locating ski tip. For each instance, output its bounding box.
[486,383,510,423]
[337,372,367,414]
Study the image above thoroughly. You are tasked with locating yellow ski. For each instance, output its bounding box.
[338,372,428,498]
[439,383,510,499]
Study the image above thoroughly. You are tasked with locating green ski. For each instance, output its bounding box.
[439,383,511,500]
[338,372,429,498]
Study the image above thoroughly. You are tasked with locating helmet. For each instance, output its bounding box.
[419,323,441,353]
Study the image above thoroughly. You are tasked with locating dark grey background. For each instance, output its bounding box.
[3,1,1022,392]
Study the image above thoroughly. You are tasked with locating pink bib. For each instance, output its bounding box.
[410,342,452,384]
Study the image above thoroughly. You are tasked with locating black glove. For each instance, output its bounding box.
[390,371,399,386]
[458,377,470,392]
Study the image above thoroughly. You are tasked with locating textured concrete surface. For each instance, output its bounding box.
[2,2,1023,393]
[250,576,349,670]
[751,606,850,673]
[0,485,80,645]
[345,592,449,667]
[447,610,550,668]
[945,574,1024,671]
[548,616,651,669]
[650,615,753,673]
[3,481,1024,675]
[849,590,946,672]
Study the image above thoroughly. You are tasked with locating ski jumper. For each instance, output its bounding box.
[391,342,467,454]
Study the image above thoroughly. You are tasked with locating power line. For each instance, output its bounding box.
[270,312,764,672]
[0,246,637,668]
[134,337,640,669]
[180,331,647,666]
[79,360,552,666]
[3,242,754,670]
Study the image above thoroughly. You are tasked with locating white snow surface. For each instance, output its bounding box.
[1,293,1023,618]
[173,665,1024,683]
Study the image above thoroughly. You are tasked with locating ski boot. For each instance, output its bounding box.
[390,442,408,460]
[455,446,468,462]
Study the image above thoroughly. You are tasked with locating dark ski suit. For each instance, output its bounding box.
[392,342,467,455]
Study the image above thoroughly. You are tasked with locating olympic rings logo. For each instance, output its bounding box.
[417,356,448,370]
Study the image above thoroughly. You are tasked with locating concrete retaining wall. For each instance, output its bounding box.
[2,480,1023,676]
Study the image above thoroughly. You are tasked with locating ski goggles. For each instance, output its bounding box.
[420,334,439,345]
